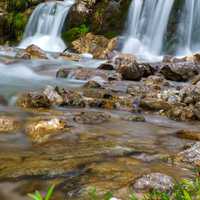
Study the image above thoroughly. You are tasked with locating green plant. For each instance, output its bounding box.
[62,24,89,43]
[28,185,55,200]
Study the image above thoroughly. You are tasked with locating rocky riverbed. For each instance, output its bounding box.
[0,45,200,199]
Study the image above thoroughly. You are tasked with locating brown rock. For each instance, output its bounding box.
[25,117,69,143]
[176,129,200,141]
[24,45,48,59]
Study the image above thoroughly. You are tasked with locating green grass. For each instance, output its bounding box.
[28,176,200,200]
[28,185,55,200]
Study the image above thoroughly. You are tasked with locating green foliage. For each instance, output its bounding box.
[88,187,113,200]
[28,185,55,200]
[87,176,200,200]
[62,24,89,43]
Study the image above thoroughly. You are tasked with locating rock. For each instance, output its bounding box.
[25,117,69,143]
[138,63,156,77]
[184,53,200,64]
[140,98,171,111]
[58,89,86,107]
[59,52,80,61]
[73,111,110,124]
[57,67,121,81]
[71,33,117,59]
[194,102,200,120]
[83,80,102,89]
[24,45,48,59]
[177,143,200,166]
[122,114,145,122]
[43,86,63,105]
[0,95,7,105]
[0,116,21,133]
[160,63,198,81]
[176,130,200,141]
[166,104,196,121]
[133,173,174,192]
[97,63,115,70]
[16,92,51,108]
[180,84,200,105]
[56,68,71,78]
[114,54,141,81]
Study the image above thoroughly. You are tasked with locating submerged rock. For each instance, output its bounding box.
[0,116,21,133]
[122,114,145,122]
[74,111,111,124]
[25,117,69,143]
[176,130,200,141]
[83,80,103,89]
[133,173,174,192]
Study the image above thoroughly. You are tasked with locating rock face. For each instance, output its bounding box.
[66,0,131,37]
[71,33,117,59]
[134,173,174,192]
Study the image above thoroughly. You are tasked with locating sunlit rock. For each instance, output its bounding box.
[25,117,69,143]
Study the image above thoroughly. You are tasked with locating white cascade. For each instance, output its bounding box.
[176,0,200,55]
[19,0,75,52]
[122,0,174,61]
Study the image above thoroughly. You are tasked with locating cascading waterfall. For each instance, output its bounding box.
[122,0,175,61]
[19,0,75,52]
[176,0,200,56]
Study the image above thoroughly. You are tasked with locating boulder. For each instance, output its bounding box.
[133,173,174,192]
[114,54,142,81]
[160,63,198,81]
[24,45,48,59]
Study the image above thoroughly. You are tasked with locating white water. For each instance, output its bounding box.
[19,0,75,52]
[122,0,174,61]
[177,0,200,56]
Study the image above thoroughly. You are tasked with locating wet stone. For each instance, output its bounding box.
[73,111,111,124]
[25,117,69,143]
[133,173,174,192]
[0,116,21,133]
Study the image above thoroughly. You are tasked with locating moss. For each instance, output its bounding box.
[62,24,90,43]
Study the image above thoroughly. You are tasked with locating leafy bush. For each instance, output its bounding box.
[62,24,90,43]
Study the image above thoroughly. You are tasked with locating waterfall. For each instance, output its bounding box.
[177,0,200,55]
[19,0,75,52]
[122,0,174,61]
